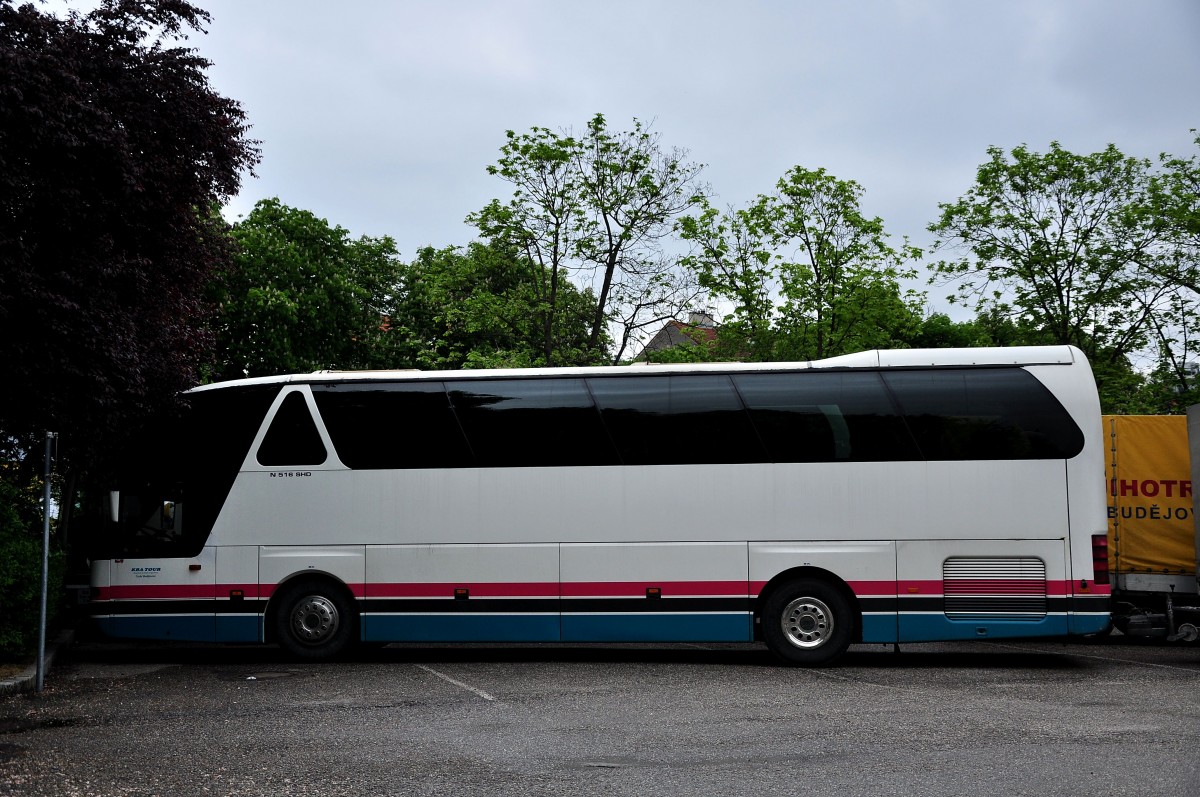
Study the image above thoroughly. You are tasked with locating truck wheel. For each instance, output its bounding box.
[273,579,356,660]
[763,579,854,666]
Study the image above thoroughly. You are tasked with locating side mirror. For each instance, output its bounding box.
[108,491,120,523]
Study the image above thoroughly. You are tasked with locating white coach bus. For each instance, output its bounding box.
[88,346,1111,665]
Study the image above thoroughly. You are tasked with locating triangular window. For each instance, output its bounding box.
[257,391,328,466]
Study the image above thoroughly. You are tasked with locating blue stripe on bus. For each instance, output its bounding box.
[216,615,262,643]
[96,610,1108,647]
[361,614,561,643]
[560,613,753,642]
[1068,613,1112,635]
[897,614,1071,642]
[859,613,898,644]
[94,614,263,643]
[94,615,218,642]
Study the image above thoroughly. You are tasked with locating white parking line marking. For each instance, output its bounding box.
[413,664,498,702]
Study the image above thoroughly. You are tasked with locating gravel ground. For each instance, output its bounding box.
[1,637,1197,796]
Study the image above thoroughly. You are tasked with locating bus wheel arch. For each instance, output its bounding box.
[268,574,358,660]
[757,568,859,666]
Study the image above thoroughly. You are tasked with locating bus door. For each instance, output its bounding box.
[896,538,1069,642]
[104,495,218,642]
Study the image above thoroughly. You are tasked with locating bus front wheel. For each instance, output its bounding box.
[763,579,853,666]
[273,579,356,660]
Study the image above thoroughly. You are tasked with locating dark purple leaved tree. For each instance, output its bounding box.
[0,0,259,480]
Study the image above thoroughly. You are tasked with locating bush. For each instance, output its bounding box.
[0,477,65,661]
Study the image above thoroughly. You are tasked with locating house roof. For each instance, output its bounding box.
[637,320,718,357]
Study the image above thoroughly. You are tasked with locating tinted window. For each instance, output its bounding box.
[589,374,764,465]
[313,382,473,469]
[296,367,1082,470]
[734,371,919,461]
[257,391,328,466]
[102,385,279,559]
[189,386,280,475]
[883,368,1083,460]
[184,385,279,545]
[448,378,617,467]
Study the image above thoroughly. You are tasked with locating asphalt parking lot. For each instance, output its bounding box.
[1,637,1198,797]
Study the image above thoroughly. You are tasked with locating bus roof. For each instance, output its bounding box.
[188,346,1082,393]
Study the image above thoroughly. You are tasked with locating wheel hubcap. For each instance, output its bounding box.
[290,595,339,645]
[781,596,833,649]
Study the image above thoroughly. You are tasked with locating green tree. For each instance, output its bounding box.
[928,141,1197,408]
[1153,131,1200,294]
[676,204,776,360]
[469,114,708,365]
[680,167,924,361]
[387,242,598,370]
[212,199,400,380]
[0,473,65,660]
[904,313,995,349]
[0,0,258,475]
[1141,131,1200,402]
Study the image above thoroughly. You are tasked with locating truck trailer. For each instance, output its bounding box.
[1103,412,1200,641]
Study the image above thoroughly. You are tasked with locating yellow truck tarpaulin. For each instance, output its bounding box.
[1105,415,1195,576]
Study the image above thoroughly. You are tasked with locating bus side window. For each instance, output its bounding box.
[448,378,618,468]
[883,368,1083,460]
[734,372,917,462]
[819,405,852,460]
[257,392,328,466]
[588,374,763,466]
[313,381,473,469]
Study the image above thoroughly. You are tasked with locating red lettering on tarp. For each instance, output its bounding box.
[1111,478,1195,498]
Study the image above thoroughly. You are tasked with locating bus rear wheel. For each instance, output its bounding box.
[273,579,356,660]
[763,579,853,666]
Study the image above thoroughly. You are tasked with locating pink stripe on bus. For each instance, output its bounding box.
[366,582,559,599]
[561,581,751,598]
[897,579,1090,596]
[91,578,1105,602]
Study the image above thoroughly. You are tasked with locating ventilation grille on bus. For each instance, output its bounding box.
[942,557,1047,621]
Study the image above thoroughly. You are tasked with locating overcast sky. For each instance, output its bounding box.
[158,2,1200,313]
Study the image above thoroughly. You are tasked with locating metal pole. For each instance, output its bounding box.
[36,431,56,693]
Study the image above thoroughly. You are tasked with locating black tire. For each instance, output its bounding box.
[272,578,357,660]
[762,578,854,666]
